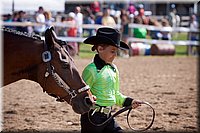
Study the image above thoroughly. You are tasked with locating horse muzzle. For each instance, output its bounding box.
[70,93,94,114]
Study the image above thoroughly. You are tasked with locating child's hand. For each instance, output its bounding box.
[92,95,97,102]
[132,100,142,109]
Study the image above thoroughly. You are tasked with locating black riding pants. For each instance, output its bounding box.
[80,111,123,133]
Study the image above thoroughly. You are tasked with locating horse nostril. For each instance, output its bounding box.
[84,96,93,107]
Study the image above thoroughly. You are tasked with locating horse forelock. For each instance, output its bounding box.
[2,27,42,41]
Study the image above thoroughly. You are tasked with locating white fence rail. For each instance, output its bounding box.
[2,21,199,46]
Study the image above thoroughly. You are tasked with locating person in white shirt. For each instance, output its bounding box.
[74,6,83,37]
[34,6,46,36]
[74,6,83,55]
[189,14,199,41]
[188,14,199,55]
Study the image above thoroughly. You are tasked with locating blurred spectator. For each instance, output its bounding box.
[149,18,162,40]
[16,11,28,33]
[67,12,77,37]
[74,6,83,37]
[189,14,199,41]
[175,14,180,27]
[188,14,199,55]
[113,10,121,26]
[120,9,130,58]
[133,17,147,39]
[4,14,13,29]
[12,12,19,22]
[10,12,19,30]
[83,8,95,37]
[57,16,67,36]
[120,9,129,43]
[66,12,78,56]
[137,8,149,24]
[34,6,46,36]
[161,18,172,40]
[90,1,100,15]
[101,8,116,27]
[74,6,83,55]
[44,11,54,29]
[168,5,180,27]
[95,12,103,25]
[4,14,12,22]
[168,8,176,27]
[128,2,136,15]
[135,5,149,25]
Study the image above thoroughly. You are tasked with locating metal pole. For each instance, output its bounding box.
[193,2,197,14]
[12,0,14,13]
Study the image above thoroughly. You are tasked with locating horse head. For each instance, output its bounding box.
[42,27,94,114]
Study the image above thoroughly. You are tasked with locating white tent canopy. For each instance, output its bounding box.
[1,0,198,14]
[1,0,65,14]
[64,0,199,3]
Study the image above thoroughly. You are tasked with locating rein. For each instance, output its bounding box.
[42,42,90,104]
[88,101,155,131]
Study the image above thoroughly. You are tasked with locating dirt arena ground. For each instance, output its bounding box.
[2,56,199,132]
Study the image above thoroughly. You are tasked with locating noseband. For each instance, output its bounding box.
[42,42,90,104]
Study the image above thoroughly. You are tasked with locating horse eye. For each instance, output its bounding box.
[62,62,70,69]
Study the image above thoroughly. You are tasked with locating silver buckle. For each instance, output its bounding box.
[69,90,77,99]
[102,107,111,114]
[42,51,51,62]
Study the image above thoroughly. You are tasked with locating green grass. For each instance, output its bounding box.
[175,45,188,56]
[173,32,188,56]
[172,32,188,40]
[79,43,95,58]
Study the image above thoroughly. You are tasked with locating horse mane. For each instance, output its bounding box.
[2,26,42,41]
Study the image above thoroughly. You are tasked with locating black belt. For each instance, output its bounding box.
[91,105,112,116]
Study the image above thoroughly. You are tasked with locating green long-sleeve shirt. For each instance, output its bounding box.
[82,54,133,107]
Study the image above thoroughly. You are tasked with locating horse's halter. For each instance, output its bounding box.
[42,41,90,104]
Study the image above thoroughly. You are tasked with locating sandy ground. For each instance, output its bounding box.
[2,56,198,132]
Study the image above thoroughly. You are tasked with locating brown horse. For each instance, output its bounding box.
[3,26,94,114]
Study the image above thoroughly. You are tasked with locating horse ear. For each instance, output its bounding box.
[50,26,55,31]
[45,26,68,50]
[45,27,54,50]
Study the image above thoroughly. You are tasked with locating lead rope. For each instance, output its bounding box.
[126,102,155,131]
[88,101,155,131]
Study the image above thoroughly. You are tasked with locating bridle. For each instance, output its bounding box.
[41,41,90,104]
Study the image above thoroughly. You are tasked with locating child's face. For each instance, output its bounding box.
[98,45,118,64]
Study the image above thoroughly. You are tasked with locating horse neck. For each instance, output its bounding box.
[3,36,45,86]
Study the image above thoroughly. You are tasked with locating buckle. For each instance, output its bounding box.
[101,107,111,115]
[69,90,77,99]
[91,105,112,115]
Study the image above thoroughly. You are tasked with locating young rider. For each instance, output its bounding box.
[81,27,142,133]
